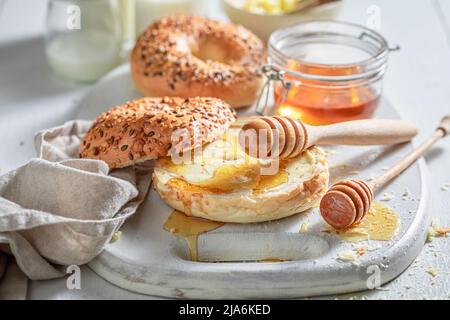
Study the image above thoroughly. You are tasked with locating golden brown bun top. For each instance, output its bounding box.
[80,97,236,169]
[134,15,266,87]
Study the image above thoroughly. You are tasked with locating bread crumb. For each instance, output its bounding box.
[111,231,122,243]
[299,222,309,233]
[427,222,450,242]
[356,247,366,256]
[381,193,395,201]
[337,250,358,262]
[435,228,450,237]
[426,267,438,277]
[427,229,435,243]
[402,190,409,200]
[427,220,438,242]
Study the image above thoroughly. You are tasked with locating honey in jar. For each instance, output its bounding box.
[267,21,390,125]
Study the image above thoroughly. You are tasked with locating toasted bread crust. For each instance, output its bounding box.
[80,97,236,169]
[131,15,266,108]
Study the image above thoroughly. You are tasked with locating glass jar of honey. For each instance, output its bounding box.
[260,21,391,125]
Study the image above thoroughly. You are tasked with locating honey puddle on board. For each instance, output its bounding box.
[334,202,399,242]
[163,211,289,263]
[164,210,224,261]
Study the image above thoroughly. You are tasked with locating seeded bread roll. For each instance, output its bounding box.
[80,97,236,169]
[153,125,329,223]
[131,15,267,108]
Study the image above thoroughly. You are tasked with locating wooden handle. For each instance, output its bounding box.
[319,115,449,230]
[239,117,420,159]
[369,115,450,191]
[305,119,418,147]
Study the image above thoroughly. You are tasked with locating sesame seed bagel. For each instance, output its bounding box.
[131,15,267,109]
[153,127,329,223]
[80,97,236,169]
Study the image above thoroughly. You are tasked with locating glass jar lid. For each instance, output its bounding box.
[268,20,391,82]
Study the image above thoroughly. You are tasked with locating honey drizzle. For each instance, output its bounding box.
[335,202,399,242]
[166,159,291,195]
[194,163,260,192]
[163,210,224,261]
[253,159,290,193]
[253,171,288,193]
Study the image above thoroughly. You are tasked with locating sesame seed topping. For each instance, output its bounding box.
[134,15,266,90]
[79,97,235,169]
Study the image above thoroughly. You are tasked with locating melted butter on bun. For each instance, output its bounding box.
[156,129,262,192]
[153,127,329,223]
[254,161,289,193]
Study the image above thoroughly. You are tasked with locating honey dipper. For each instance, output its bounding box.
[320,115,450,230]
[238,116,419,159]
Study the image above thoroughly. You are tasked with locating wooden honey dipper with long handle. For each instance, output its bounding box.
[238,116,419,159]
[320,115,450,230]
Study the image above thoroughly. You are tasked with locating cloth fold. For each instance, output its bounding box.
[0,120,153,282]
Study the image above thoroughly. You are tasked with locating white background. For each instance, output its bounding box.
[0,0,449,299]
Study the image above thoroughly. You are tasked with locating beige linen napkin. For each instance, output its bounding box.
[0,121,153,288]
[0,256,28,300]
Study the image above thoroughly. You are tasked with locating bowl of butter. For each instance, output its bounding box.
[221,0,342,41]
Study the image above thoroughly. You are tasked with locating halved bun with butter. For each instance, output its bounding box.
[153,127,329,223]
[80,97,236,169]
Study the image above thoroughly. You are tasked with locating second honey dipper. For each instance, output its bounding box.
[320,115,450,229]
[238,116,418,159]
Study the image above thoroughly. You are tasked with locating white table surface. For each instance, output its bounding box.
[0,0,449,300]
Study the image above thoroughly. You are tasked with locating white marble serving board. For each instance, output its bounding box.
[77,64,430,299]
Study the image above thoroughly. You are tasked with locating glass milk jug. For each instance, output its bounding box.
[45,0,135,83]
